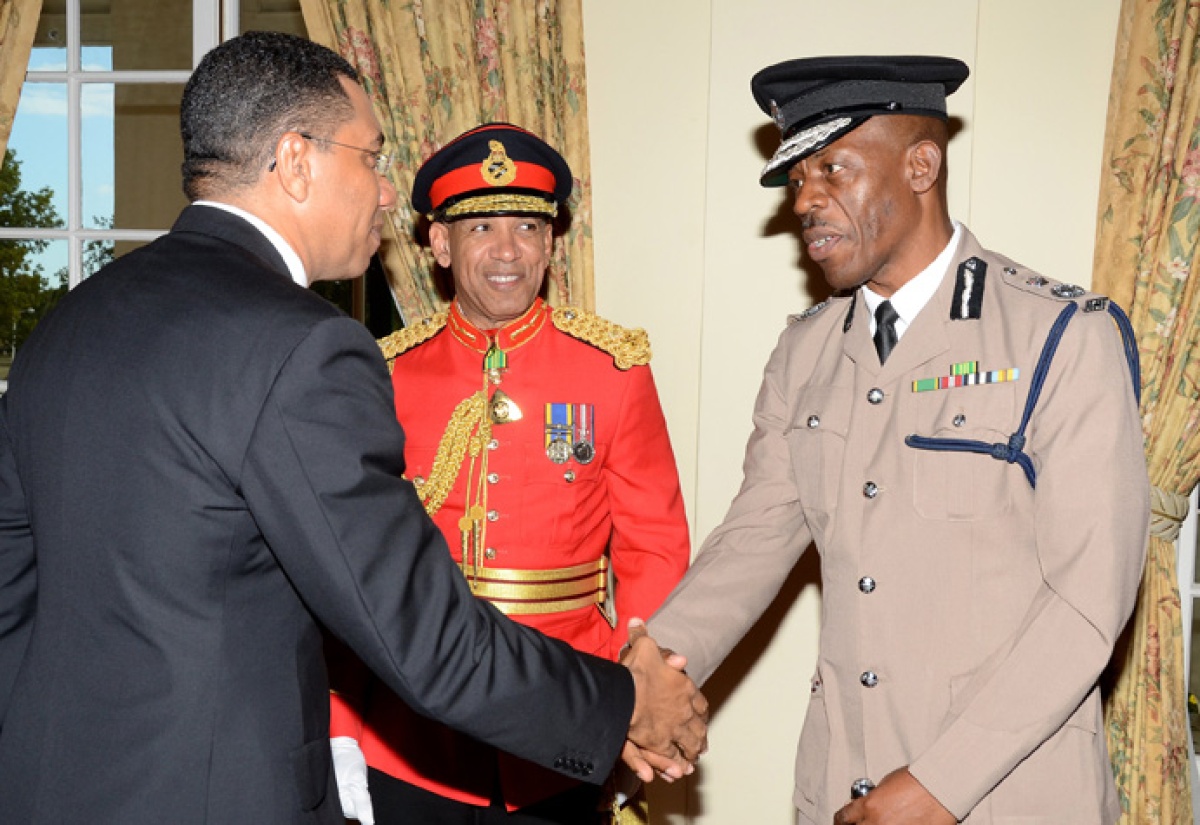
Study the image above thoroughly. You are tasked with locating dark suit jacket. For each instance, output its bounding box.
[0,205,633,824]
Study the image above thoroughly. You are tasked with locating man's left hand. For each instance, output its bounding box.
[833,768,955,825]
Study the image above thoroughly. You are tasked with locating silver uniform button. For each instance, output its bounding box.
[412,475,425,486]
[487,472,500,484]
[564,470,576,482]
[867,388,884,404]
[851,778,876,798]
[953,413,966,427]
[488,439,499,450]
[486,510,499,522]
[860,671,879,688]
[858,576,876,594]
[807,415,820,429]
[863,481,879,499]
[485,547,496,559]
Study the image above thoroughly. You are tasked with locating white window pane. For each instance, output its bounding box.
[93,0,192,72]
[81,83,114,230]
[109,83,187,231]
[5,82,68,229]
[240,0,307,38]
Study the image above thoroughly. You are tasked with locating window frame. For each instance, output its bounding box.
[0,0,227,288]
[1179,489,1200,792]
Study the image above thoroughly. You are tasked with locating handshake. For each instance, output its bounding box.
[619,618,709,783]
[333,619,708,825]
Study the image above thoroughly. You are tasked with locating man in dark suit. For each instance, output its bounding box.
[0,31,705,824]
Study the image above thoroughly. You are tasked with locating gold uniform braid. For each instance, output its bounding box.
[551,307,651,369]
[377,312,448,374]
[413,389,490,518]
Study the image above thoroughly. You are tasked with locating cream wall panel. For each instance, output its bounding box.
[583,2,1119,823]
[582,0,711,518]
[969,0,1121,287]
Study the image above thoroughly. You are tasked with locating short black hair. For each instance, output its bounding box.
[180,31,359,200]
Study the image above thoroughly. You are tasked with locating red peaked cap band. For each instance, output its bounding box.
[411,122,574,221]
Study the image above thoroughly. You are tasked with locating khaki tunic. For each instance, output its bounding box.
[649,229,1148,824]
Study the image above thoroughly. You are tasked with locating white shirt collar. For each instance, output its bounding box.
[861,220,964,339]
[192,200,309,287]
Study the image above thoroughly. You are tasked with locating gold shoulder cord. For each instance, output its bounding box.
[410,369,500,589]
[550,307,652,370]
[376,312,448,374]
[415,386,489,518]
[408,372,495,585]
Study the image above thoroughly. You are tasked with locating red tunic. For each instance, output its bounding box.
[330,298,690,810]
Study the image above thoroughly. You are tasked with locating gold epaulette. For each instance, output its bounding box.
[376,312,448,373]
[551,306,651,370]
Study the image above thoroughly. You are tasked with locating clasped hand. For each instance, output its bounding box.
[619,618,709,783]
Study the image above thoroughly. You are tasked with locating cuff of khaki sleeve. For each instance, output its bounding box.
[908,719,1025,821]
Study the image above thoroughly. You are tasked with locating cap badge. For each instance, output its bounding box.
[768,99,785,130]
[481,140,518,188]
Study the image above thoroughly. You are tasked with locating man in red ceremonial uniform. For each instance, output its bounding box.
[329,123,691,825]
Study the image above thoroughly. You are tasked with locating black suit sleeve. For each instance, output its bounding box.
[239,316,633,783]
[0,397,35,727]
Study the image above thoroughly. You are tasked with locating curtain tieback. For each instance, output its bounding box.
[1149,485,1190,541]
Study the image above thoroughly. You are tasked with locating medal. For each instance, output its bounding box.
[546,402,596,464]
[545,403,573,464]
[547,439,572,464]
[572,403,595,464]
[483,341,507,385]
[572,442,595,464]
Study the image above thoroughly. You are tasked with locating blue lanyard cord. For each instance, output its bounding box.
[904,302,1078,490]
[1014,302,1078,439]
[1106,300,1141,405]
[902,434,1039,487]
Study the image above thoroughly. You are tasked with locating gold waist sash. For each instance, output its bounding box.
[467,557,608,615]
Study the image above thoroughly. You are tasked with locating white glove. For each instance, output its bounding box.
[330,736,375,825]
[609,760,643,810]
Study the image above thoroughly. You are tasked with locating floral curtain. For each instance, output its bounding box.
[1093,1,1200,822]
[0,0,43,160]
[298,0,594,324]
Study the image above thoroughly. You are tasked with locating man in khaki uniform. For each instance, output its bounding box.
[648,56,1148,824]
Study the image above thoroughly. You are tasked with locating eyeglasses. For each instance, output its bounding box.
[298,132,394,176]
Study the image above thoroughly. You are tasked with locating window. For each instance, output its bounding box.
[0,0,393,388]
[1181,490,1200,786]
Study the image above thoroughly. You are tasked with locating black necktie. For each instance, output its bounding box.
[873,300,899,365]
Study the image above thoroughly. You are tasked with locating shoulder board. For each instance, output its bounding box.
[998,263,1108,309]
[377,312,448,373]
[551,306,651,370]
[788,299,831,324]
